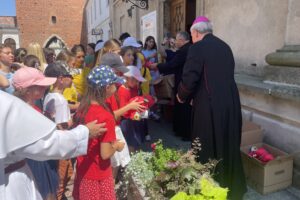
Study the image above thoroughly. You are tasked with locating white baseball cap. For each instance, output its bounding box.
[124,66,146,82]
[95,41,105,52]
[122,37,142,48]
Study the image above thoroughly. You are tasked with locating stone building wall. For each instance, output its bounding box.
[110,0,165,46]
[110,0,138,39]
[16,0,86,48]
[85,0,111,43]
[110,0,298,76]
[199,0,289,76]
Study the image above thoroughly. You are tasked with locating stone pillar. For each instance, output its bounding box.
[264,0,300,85]
[285,0,300,45]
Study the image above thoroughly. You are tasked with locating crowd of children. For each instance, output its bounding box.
[0,32,175,199]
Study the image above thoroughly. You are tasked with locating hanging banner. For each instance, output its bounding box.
[140,11,157,43]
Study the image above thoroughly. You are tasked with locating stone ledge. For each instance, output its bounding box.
[235,74,300,102]
[265,51,300,67]
[264,65,300,85]
[265,45,300,67]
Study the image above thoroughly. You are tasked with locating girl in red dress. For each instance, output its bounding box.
[73,65,125,200]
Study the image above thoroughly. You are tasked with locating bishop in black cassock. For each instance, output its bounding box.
[177,16,247,200]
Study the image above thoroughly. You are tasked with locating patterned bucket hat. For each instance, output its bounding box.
[87,65,125,87]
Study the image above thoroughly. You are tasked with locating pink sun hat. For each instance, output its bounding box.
[13,66,57,89]
[192,16,210,25]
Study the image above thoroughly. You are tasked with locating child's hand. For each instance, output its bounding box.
[112,140,125,152]
[128,99,146,112]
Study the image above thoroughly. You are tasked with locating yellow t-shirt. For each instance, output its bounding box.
[72,67,91,96]
[140,67,151,95]
[136,52,151,95]
[63,84,78,103]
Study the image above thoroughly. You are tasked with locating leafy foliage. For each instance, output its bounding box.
[124,151,154,188]
[170,177,228,200]
[125,139,228,200]
[150,140,180,175]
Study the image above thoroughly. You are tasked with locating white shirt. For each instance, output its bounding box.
[1,126,89,200]
[43,92,71,124]
[0,91,89,200]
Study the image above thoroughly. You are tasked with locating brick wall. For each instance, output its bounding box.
[0,16,17,28]
[16,0,86,48]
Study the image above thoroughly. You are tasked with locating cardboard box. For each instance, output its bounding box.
[241,143,293,194]
[241,121,263,146]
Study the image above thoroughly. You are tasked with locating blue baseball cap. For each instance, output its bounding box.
[87,65,125,87]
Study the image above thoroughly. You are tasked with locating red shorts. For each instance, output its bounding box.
[73,176,116,200]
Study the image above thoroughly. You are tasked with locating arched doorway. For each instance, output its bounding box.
[4,38,16,51]
[44,36,66,55]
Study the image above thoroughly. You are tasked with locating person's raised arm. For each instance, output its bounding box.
[16,120,106,161]
[150,47,184,75]
[113,98,145,121]
[159,37,169,59]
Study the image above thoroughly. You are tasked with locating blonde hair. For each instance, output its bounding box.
[95,39,121,66]
[27,42,47,71]
[56,49,75,63]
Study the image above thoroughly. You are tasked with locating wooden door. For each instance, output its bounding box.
[170,0,186,37]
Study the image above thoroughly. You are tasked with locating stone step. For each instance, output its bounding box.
[263,65,300,86]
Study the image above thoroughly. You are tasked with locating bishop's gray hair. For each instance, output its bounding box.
[190,21,213,34]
